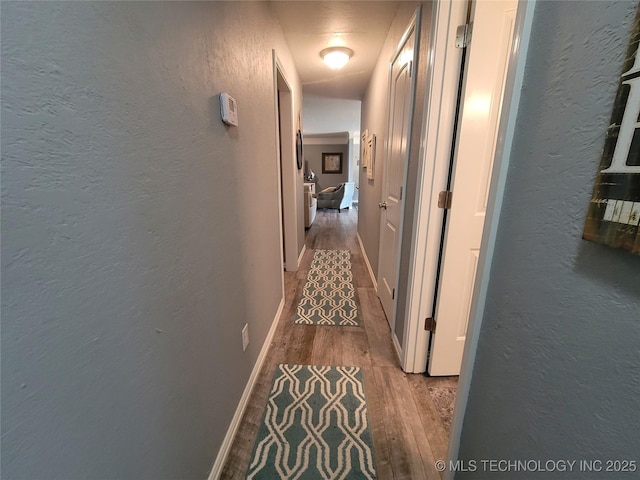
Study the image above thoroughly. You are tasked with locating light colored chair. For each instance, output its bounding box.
[316,182,355,211]
[304,184,317,227]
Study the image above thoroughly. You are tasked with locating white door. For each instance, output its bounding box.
[378,24,418,329]
[428,0,518,376]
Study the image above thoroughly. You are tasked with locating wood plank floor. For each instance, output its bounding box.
[220,208,457,479]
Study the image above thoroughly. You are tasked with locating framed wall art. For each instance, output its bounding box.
[366,133,376,180]
[583,5,640,255]
[360,129,376,180]
[361,129,369,169]
[322,153,343,174]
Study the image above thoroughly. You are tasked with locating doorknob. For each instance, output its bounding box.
[379,202,388,209]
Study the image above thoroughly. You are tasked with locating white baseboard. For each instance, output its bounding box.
[297,244,307,269]
[392,331,403,366]
[356,232,377,290]
[207,296,285,480]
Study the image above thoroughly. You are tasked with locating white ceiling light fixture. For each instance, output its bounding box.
[320,47,354,70]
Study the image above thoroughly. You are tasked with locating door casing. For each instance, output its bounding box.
[273,52,300,273]
[401,0,536,380]
[399,0,467,373]
[428,0,518,376]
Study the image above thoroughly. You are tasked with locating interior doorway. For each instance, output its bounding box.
[273,53,299,272]
[398,0,535,378]
[300,95,362,222]
[427,0,519,375]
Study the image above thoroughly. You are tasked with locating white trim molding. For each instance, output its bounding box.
[400,0,466,374]
[207,296,285,480]
[303,133,350,145]
[392,331,403,365]
[273,51,300,273]
[357,232,377,290]
[297,244,307,269]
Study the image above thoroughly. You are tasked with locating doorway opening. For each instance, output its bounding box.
[274,54,299,272]
[301,95,362,230]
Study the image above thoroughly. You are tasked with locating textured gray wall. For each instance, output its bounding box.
[304,143,350,192]
[457,2,640,478]
[359,2,419,277]
[1,2,300,479]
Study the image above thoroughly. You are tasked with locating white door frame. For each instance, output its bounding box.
[400,0,467,373]
[396,0,536,469]
[401,0,535,377]
[376,7,421,350]
[273,51,300,273]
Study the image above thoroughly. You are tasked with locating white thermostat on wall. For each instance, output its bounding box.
[219,92,238,126]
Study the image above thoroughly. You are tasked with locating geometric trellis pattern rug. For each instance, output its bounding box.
[246,364,377,480]
[294,250,360,326]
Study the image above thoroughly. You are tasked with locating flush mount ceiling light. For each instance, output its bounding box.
[320,47,354,70]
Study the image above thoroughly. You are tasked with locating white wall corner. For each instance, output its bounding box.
[207,296,285,480]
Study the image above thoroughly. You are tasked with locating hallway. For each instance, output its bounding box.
[221,209,457,479]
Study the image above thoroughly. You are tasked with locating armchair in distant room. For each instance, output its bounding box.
[316,182,355,212]
[304,184,317,227]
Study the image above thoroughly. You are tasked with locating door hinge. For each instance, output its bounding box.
[408,60,413,78]
[438,190,453,209]
[400,186,403,200]
[455,23,472,48]
[424,317,436,332]
[392,288,395,300]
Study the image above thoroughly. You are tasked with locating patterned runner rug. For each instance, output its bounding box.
[246,364,377,480]
[295,249,360,326]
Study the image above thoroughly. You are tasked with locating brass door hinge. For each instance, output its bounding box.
[438,191,453,209]
[424,317,436,332]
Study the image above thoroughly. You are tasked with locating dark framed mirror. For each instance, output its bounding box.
[296,130,303,170]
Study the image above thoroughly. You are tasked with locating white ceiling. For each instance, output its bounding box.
[270,1,402,100]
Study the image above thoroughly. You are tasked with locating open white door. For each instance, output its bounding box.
[428,0,518,376]
[377,16,419,331]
